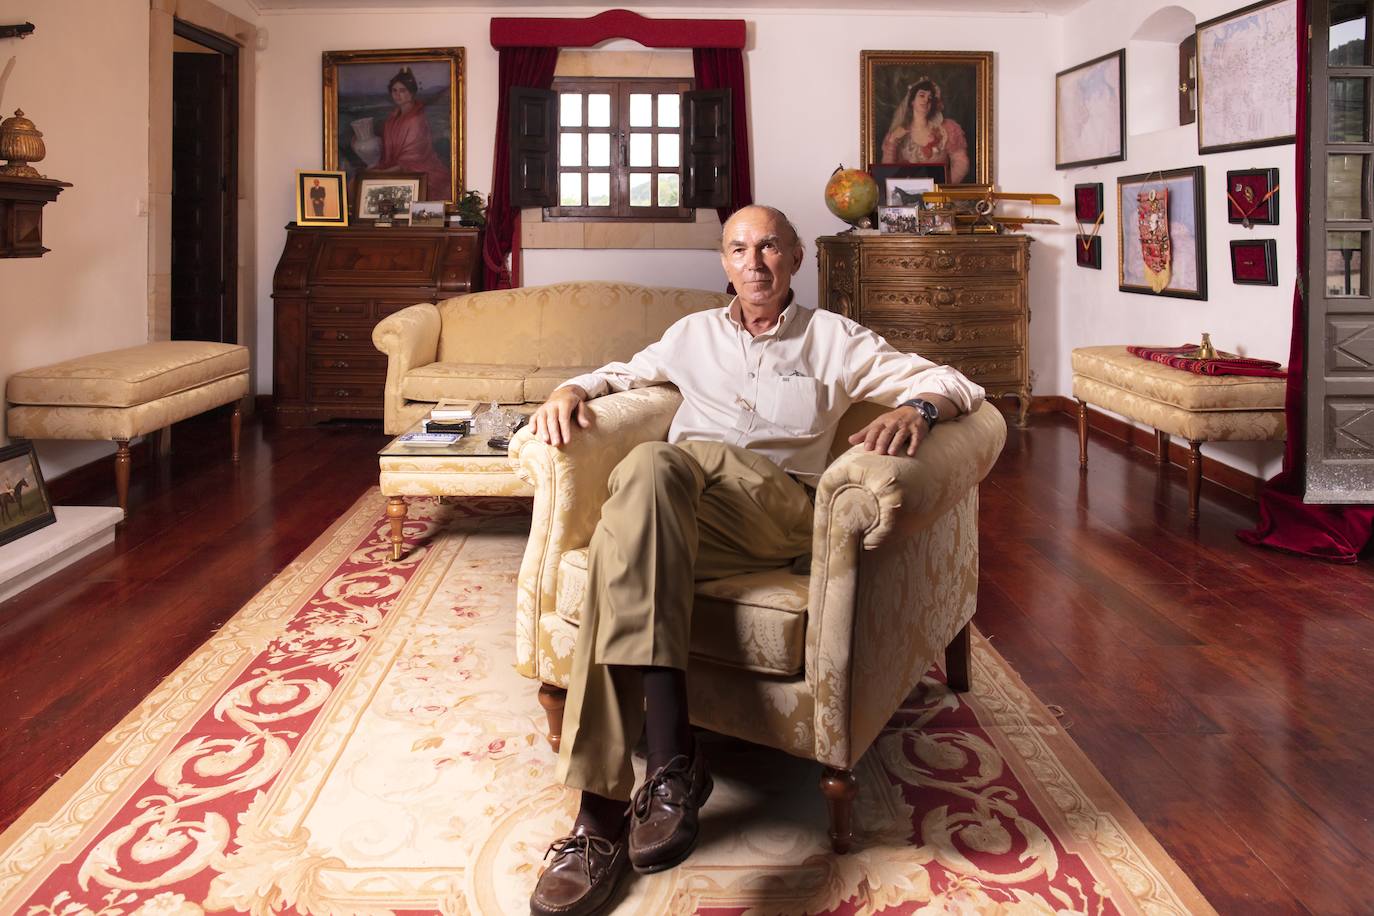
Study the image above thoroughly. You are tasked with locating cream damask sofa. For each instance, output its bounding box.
[372,281,731,434]
[510,386,1007,853]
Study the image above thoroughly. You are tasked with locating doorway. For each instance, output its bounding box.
[170,20,238,344]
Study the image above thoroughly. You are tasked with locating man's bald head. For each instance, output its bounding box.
[721,205,802,253]
[719,205,805,313]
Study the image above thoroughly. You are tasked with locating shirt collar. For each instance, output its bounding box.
[724,291,798,338]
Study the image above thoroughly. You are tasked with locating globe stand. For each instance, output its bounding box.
[838,215,874,235]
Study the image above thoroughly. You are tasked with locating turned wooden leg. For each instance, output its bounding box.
[537,683,567,752]
[230,401,242,464]
[386,495,407,560]
[820,767,858,854]
[114,439,131,514]
[944,622,971,693]
[1155,429,1169,465]
[155,425,173,458]
[1187,441,1203,522]
[1076,399,1089,468]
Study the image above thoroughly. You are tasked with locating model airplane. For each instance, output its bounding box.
[920,187,1062,233]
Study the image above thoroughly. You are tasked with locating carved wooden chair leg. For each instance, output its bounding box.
[1154,429,1169,465]
[1076,399,1089,468]
[385,496,407,561]
[820,767,858,853]
[538,683,568,752]
[114,439,131,514]
[1187,441,1203,522]
[944,622,971,693]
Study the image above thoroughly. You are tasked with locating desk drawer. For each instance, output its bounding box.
[861,243,1025,279]
[874,315,1023,351]
[310,381,384,404]
[308,353,388,375]
[308,299,369,319]
[860,281,1023,317]
[307,323,374,348]
[942,351,1026,388]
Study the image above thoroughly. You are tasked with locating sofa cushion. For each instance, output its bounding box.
[1071,345,1285,412]
[523,367,600,403]
[555,547,808,676]
[400,362,534,404]
[7,342,249,408]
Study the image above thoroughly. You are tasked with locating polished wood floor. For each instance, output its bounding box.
[2,410,1371,914]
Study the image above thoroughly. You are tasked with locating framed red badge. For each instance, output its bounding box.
[1226,168,1280,226]
[1230,238,1278,285]
[1076,234,1102,269]
[1074,182,1104,222]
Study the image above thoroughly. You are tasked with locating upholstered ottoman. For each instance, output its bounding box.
[6,342,250,512]
[1071,345,1286,519]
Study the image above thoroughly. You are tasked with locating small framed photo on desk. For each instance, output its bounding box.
[296,170,348,227]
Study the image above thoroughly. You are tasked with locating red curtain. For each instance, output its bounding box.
[692,47,753,224]
[1238,0,1374,562]
[482,46,560,291]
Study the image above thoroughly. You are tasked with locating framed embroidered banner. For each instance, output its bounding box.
[1196,0,1298,154]
[1055,50,1126,170]
[861,50,994,185]
[1117,166,1208,300]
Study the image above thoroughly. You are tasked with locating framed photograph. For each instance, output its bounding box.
[1197,0,1297,154]
[871,162,946,207]
[1056,49,1126,169]
[0,442,55,548]
[1076,234,1103,269]
[323,47,464,204]
[295,170,347,227]
[861,50,993,185]
[354,171,425,222]
[1074,182,1105,222]
[878,206,923,234]
[1117,166,1208,300]
[1231,238,1279,285]
[1226,167,1281,226]
[409,200,447,227]
[927,211,957,234]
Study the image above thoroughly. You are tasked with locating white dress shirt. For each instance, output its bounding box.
[559,299,986,482]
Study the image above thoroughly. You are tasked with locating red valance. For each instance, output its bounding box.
[491,8,745,49]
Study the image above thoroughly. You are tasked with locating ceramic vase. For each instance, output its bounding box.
[350,118,382,168]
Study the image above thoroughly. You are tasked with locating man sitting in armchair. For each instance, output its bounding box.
[526,205,985,916]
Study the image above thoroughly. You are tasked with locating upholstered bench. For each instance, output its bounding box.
[6,342,250,512]
[1071,345,1286,520]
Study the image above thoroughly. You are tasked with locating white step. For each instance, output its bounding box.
[0,506,124,603]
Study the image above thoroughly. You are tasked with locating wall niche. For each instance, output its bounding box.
[1127,5,1197,138]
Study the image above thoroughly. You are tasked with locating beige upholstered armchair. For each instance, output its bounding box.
[510,386,1007,852]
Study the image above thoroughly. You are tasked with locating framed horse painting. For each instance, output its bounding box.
[0,442,55,547]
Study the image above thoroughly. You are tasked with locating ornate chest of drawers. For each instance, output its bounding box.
[270,225,481,426]
[816,233,1031,426]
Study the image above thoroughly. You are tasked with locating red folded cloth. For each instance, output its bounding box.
[1126,344,1287,378]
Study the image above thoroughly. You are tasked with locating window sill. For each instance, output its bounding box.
[521,207,720,250]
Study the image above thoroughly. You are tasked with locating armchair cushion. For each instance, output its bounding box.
[399,362,534,404]
[556,548,809,676]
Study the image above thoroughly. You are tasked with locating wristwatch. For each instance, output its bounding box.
[900,397,940,429]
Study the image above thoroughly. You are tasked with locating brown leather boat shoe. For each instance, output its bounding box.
[627,748,713,873]
[529,826,629,916]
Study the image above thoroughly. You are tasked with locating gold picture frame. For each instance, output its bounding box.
[861,50,994,186]
[323,47,465,205]
[295,170,348,227]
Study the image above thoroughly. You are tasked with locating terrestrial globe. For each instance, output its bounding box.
[824,166,878,228]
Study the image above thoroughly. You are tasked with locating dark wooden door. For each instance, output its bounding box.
[171,31,236,343]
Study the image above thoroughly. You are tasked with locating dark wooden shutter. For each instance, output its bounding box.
[682,89,732,209]
[508,86,557,208]
[1178,34,1197,126]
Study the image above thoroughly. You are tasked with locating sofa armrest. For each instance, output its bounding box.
[510,385,682,677]
[372,303,441,434]
[804,402,1006,767]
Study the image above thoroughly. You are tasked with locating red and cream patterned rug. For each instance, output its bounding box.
[0,491,1214,915]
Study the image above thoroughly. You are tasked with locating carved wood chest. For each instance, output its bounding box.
[816,233,1031,425]
[270,225,481,426]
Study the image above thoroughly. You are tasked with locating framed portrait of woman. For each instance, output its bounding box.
[323,47,464,205]
[861,50,994,186]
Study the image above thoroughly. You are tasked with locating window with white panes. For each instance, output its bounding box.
[545,77,694,221]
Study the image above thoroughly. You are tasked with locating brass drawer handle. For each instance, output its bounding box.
[335,389,351,398]
[936,325,956,342]
[332,360,350,369]
[335,331,350,340]
[930,286,957,305]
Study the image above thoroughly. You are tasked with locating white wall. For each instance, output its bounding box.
[253,6,1064,398]
[1058,0,1297,478]
[0,0,152,477]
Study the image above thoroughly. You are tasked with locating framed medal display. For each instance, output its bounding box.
[1230,239,1278,285]
[1225,168,1280,227]
[1116,166,1208,300]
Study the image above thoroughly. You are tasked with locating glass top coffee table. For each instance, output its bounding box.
[378,414,533,560]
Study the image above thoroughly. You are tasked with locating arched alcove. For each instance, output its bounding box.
[1127,5,1196,137]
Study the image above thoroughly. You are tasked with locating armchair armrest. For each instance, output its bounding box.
[372,303,441,434]
[510,385,682,677]
[805,402,1007,767]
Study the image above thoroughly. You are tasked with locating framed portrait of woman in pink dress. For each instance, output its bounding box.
[323,47,465,205]
[860,50,993,186]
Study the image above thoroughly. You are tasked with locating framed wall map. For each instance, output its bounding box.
[1055,50,1126,170]
[1197,0,1298,153]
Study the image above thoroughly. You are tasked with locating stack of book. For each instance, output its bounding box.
[424,399,477,435]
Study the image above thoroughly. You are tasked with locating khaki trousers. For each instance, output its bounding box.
[555,440,814,800]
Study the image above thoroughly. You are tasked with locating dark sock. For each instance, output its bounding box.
[574,791,627,840]
[642,665,693,774]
